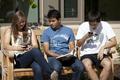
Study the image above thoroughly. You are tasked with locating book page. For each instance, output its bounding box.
[56,50,74,59]
[56,53,72,59]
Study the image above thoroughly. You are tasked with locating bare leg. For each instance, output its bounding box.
[100,58,112,80]
[82,58,99,80]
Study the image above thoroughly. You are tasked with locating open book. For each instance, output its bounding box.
[56,49,75,60]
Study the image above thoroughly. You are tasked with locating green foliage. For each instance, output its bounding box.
[29,0,37,9]
[31,2,37,9]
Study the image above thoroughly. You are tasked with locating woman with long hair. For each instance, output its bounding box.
[3,10,55,80]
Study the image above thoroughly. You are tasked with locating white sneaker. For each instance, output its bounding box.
[50,70,58,80]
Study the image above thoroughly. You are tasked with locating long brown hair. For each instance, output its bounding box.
[11,10,28,41]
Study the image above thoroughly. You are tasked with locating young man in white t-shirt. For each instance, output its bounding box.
[76,11,117,80]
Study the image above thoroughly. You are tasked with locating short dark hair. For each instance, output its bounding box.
[88,11,101,22]
[47,9,61,20]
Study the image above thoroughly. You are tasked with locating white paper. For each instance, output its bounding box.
[56,50,74,59]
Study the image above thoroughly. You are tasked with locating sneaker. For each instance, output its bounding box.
[50,70,58,80]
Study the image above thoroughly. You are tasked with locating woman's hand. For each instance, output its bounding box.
[18,45,32,51]
[25,45,33,51]
[16,45,27,51]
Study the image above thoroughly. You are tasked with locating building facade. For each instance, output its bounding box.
[0,0,120,25]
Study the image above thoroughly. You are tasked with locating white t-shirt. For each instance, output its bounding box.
[76,21,116,56]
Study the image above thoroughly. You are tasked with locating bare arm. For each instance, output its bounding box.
[69,41,75,52]
[98,37,117,60]
[31,30,38,48]
[43,42,60,57]
[3,28,26,51]
[77,32,93,47]
[104,37,117,49]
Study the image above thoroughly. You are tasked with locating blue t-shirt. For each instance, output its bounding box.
[42,25,75,55]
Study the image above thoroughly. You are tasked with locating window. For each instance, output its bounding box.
[85,0,120,21]
[60,0,84,24]
[99,0,120,21]
[0,0,15,23]
[64,0,77,18]
[0,0,39,23]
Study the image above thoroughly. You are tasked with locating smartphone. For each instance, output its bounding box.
[22,45,27,48]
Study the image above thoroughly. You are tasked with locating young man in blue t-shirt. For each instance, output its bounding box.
[42,9,84,80]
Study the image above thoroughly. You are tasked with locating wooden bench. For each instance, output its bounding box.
[0,25,119,80]
[1,26,34,80]
[33,27,79,75]
[0,26,79,80]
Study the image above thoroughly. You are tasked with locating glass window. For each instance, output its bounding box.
[0,0,15,23]
[64,0,78,18]
[99,0,120,21]
[85,0,120,21]
[0,0,39,23]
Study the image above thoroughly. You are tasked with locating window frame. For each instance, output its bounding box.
[60,0,84,24]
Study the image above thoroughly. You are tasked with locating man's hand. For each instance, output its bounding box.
[88,32,94,37]
[97,47,105,60]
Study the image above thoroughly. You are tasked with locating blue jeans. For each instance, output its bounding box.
[48,56,84,80]
[14,48,53,80]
